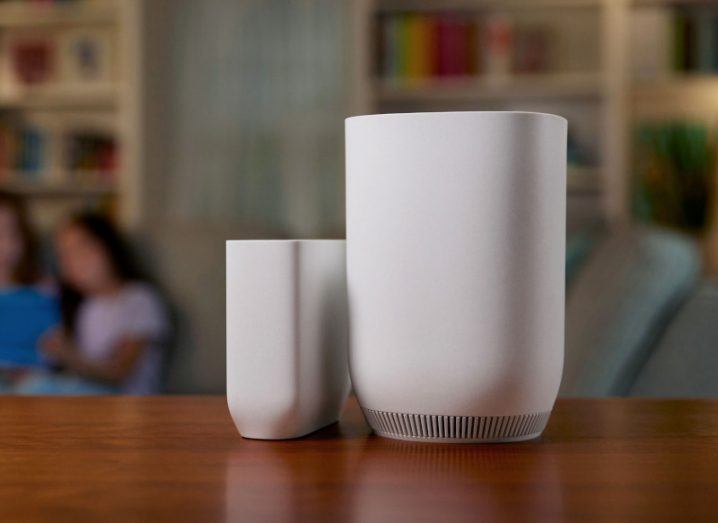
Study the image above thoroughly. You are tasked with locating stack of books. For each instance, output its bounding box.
[632,6,718,79]
[673,8,718,73]
[377,12,553,81]
[66,132,117,183]
[0,124,47,181]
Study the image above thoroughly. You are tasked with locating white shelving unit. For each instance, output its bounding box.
[376,72,605,103]
[0,83,118,109]
[0,0,142,230]
[0,0,117,28]
[355,0,718,228]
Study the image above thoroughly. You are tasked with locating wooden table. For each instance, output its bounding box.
[0,396,716,522]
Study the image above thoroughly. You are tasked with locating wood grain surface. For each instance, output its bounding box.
[0,396,716,522]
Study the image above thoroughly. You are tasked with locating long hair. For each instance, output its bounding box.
[0,190,40,285]
[59,212,145,334]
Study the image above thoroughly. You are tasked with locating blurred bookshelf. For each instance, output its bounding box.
[0,0,141,232]
[352,0,718,273]
[0,0,116,28]
[0,83,118,109]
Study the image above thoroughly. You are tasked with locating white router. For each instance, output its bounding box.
[226,240,349,440]
[345,111,566,442]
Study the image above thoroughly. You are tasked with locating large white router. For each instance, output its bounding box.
[346,111,566,442]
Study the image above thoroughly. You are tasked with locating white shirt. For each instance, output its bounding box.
[76,283,169,394]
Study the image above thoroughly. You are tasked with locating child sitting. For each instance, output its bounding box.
[25,212,170,395]
[0,191,58,377]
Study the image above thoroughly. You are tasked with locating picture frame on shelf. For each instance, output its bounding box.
[58,28,114,85]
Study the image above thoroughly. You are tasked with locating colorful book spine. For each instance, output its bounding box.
[380,15,397,80]
[437,15,470,77]
[0,125,45,180]
[378,11,551,82]
[67,133,118,181]
[19,128,44,177]
[484,13,513,78]
[380,12,478,81]
[397,15,410,79]
[406,15,424,79]
[435,16,452,77]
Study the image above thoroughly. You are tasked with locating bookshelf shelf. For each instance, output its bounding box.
[0,179,117,198]
[631,0,710,7]
[632,75,718,93]
[376,72,604,103]
[0,1,117,28]
[630,77,718,123]
[0,84,118,110]
[375,0,602,14]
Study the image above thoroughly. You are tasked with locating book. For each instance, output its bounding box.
[484,13,513,78]
[66,131,118,182]
[381,15,400,80]
[406,14,432,79]
[672,10,697,72]
[436,15,452,77]
[397,15,411,79]
[514,25,551,74]
[438,15,469,77]
[696,9,715,73]
[19,128,44,177]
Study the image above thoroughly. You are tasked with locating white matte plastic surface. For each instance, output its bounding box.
[346,111,567,441]
[226,240,349,440]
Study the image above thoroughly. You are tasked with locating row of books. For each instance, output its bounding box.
[377,12,553,81]
[673,9,718,72]
[632,7,718,78]
[66,132,117,176]
[0,124,117,183]
[0,125,46,177]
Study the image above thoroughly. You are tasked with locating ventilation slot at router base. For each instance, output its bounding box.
[362,409,551,443]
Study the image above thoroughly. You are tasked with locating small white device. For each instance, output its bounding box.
[346,111,566,442]
[226,240,349,439]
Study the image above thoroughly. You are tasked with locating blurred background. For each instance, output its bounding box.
[0,0,716,396]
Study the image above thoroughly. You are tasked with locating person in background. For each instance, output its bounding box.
[26,212,170,395]
[0,191,58,384]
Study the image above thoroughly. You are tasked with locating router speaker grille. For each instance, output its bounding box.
[362,408,551,442]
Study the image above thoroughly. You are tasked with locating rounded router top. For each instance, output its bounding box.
[345,110,567,125]
[225,239,345,244]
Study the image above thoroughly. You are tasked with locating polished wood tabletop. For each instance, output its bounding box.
[0,396,716,523]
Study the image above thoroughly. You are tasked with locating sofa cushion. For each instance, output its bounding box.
[629,282,718,397]
[566,229,598,285]
[560,226,700,397]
